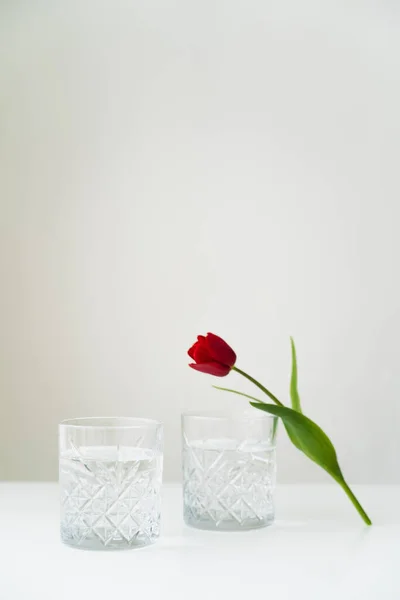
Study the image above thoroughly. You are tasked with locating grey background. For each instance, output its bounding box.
[1,0,399,482]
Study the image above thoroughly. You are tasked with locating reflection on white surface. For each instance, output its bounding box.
[1,483,399,599]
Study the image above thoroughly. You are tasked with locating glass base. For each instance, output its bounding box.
[61,529,158,551]
[184,510,274,531]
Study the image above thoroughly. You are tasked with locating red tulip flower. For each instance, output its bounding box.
[188,332,236,377]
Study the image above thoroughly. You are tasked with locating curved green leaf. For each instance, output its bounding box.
[212,385,372,524]
[290,337,302,413]
[212,386,263,404]
[214,386,341,480]
[251,402,371,525]
[249,401,342,479]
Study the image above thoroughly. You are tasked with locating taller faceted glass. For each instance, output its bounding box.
[59,417,163,550]
[182,411,277,531]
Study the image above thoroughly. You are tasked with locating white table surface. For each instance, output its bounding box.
[1,483,399,600]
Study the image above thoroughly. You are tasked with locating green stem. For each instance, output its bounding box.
[336,478,372,526]
[232,366,284,407]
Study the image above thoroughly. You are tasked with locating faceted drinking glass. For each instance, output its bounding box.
[59,417,163,550]
[182,411,277,531]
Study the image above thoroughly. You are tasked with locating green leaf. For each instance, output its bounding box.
[213,386,372,524]
[249,401,342,479]
[214,386,341,480]
[212,386,263,404]
[251,402,372,525]
[290,337,302,413]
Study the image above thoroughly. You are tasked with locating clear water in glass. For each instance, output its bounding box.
[60,445,162,550]
[183,437,276,530]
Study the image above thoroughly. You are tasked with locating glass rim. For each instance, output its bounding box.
[59,416,163,430]
[181,410,277,422]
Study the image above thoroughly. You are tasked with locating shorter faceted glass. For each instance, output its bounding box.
[182,411,277,531]
[59,417,163,550]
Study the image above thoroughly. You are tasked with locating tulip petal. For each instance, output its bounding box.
[187,342,198,360]
[206,333,236,368]
[188,336,208,361]
[193,342,212,363]
[189,362,231,377]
